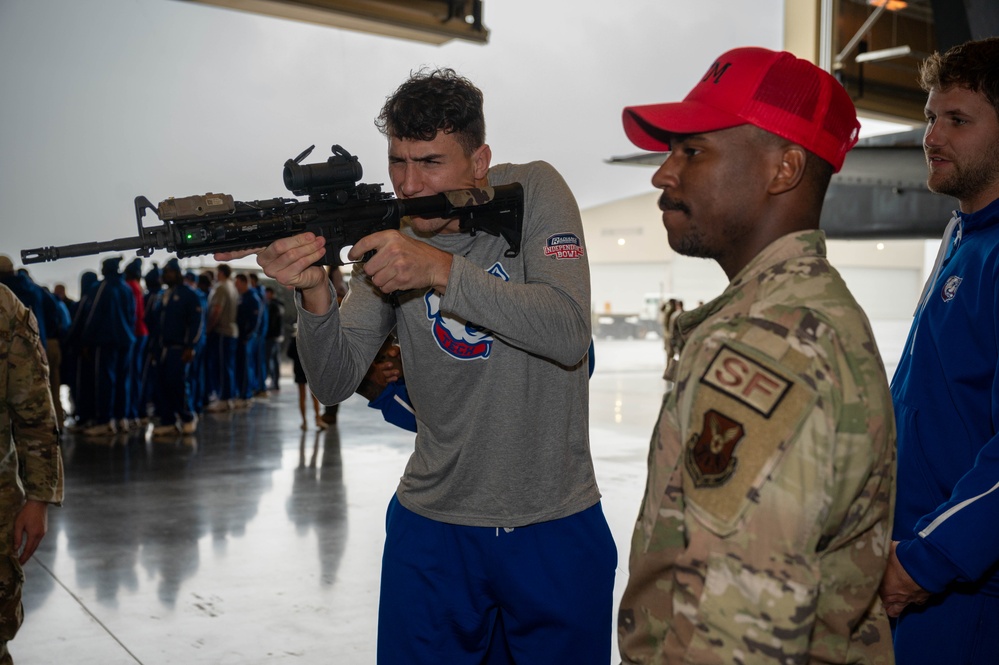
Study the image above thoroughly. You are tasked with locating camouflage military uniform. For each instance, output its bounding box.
[618,231,895,664]
[0,284,63,664]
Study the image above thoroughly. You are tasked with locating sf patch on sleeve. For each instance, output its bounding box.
[683,342,817,536]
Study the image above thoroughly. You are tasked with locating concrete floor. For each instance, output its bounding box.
[12,338,667,665]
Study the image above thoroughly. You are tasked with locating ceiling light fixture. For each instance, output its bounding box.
[868,0,908,10]
[855,44,913,63]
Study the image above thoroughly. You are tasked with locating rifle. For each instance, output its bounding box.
[21,145,524,266]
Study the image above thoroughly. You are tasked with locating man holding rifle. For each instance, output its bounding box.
[222,68,615,664]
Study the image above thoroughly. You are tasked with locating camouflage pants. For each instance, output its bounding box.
[0,504,24,665]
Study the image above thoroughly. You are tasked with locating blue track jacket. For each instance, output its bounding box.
[891,196,999,596]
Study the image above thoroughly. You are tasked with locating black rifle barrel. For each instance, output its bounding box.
[20,235,159,264]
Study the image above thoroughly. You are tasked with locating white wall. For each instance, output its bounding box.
[837,266,922,320]
[590,262,670,315]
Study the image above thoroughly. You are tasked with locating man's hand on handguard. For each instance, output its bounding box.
[350,230,453,295]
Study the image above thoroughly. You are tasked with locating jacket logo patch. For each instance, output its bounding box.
[701,345,791,417]
[941,275,963,302]
[685,409,745,487]
[544,233,584,260]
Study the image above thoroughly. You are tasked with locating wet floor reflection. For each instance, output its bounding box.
[14,339,671,664]
[16,386,410,664]
[287,429,348,587]
[55,416,284,611]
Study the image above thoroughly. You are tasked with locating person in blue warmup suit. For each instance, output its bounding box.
[79,256,136,437]
[149,259,204,436]
[880,36,999,665]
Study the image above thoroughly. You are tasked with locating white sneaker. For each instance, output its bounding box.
[180,416,198,434]
[118,418,131,433]
[205,400,231,413]
[82,422,116,437]
[152,423,179,437]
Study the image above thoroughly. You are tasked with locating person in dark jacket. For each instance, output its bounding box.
[123,258,148,427]
[248,272,269,397]
[149,259,203,436]
[79,256,135,437]
[64,270,98,430]
[138,263,163,422]
[263,286,286,392]
[233,273,261,406]
[184,271,209,414]
[0,256,50,349]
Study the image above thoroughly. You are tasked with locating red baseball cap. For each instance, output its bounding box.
[622,47,860,172]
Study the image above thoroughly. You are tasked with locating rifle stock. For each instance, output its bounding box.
[21,145,524,267]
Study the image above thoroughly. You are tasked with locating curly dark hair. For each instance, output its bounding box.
[919,37,999,117]
[375,67,486,155]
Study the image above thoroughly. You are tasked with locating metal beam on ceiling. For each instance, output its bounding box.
[178,0,488,45]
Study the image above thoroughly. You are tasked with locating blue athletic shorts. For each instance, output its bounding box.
[376,495,617,664]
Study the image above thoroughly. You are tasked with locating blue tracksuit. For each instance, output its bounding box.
[236,287,262,400]
[890,196,999,664]
[81,261,136,425]
[152,283,203,426]
[0,272,50,347]
[368,381,417,432]
[190,286,209,412]
[66,271,99,424]
[254,284,268,394]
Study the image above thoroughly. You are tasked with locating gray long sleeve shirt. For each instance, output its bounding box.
[297,161,600,527]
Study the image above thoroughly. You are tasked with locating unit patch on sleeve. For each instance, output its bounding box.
[545,233,584,259]
[683,342,818,535]
[685,409,745,487]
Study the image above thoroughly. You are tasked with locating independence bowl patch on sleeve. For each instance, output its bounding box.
[544,233,584,259]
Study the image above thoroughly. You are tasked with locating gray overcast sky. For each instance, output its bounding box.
[0,0,785,293]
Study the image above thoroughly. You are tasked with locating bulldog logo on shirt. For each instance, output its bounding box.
[425,262,509,360]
